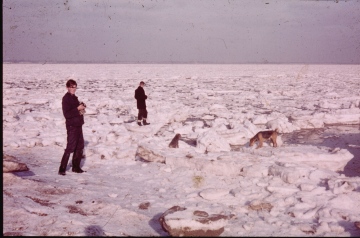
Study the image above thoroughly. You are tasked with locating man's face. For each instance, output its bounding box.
[140,83,145,87]
[67,84,77,94]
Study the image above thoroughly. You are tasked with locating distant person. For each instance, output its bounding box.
[58,79,86,175]
[134,81,150,126]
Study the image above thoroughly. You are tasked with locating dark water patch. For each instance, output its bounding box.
[230,124,360,177]
[282,124,360,177]
[282,128,325,145]
[281,125,359,147]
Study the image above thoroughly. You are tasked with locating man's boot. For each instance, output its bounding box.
[59,152,70,175]
[58,166,66,175]
[142,118,150,125]
[72,149,84,173]
[137,120,142,126]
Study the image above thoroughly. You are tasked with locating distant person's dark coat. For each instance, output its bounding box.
[134,86,147,109]
[62,92,84,127]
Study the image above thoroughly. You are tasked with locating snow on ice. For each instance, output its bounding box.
[3,64,360,236]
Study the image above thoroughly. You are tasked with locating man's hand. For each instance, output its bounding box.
[78,104,86,111]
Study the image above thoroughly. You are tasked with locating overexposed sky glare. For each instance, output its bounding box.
[3,0,360,63]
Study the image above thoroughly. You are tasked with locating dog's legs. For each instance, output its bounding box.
[272,134,278,147]
[270,138,275,147]
[256,135,263,149]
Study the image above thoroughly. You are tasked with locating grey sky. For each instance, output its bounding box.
[3,0,360,64]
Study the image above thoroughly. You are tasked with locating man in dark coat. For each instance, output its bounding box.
[134,81,150,126]
[58,79,86,175]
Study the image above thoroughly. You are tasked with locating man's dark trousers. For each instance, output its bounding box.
[138,108,148,120]
[60,125,84,171]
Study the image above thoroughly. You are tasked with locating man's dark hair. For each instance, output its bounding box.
[66,79,77,88]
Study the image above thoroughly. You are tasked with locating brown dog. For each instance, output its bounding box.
[169,133,181,148]
[249,129,278,149]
